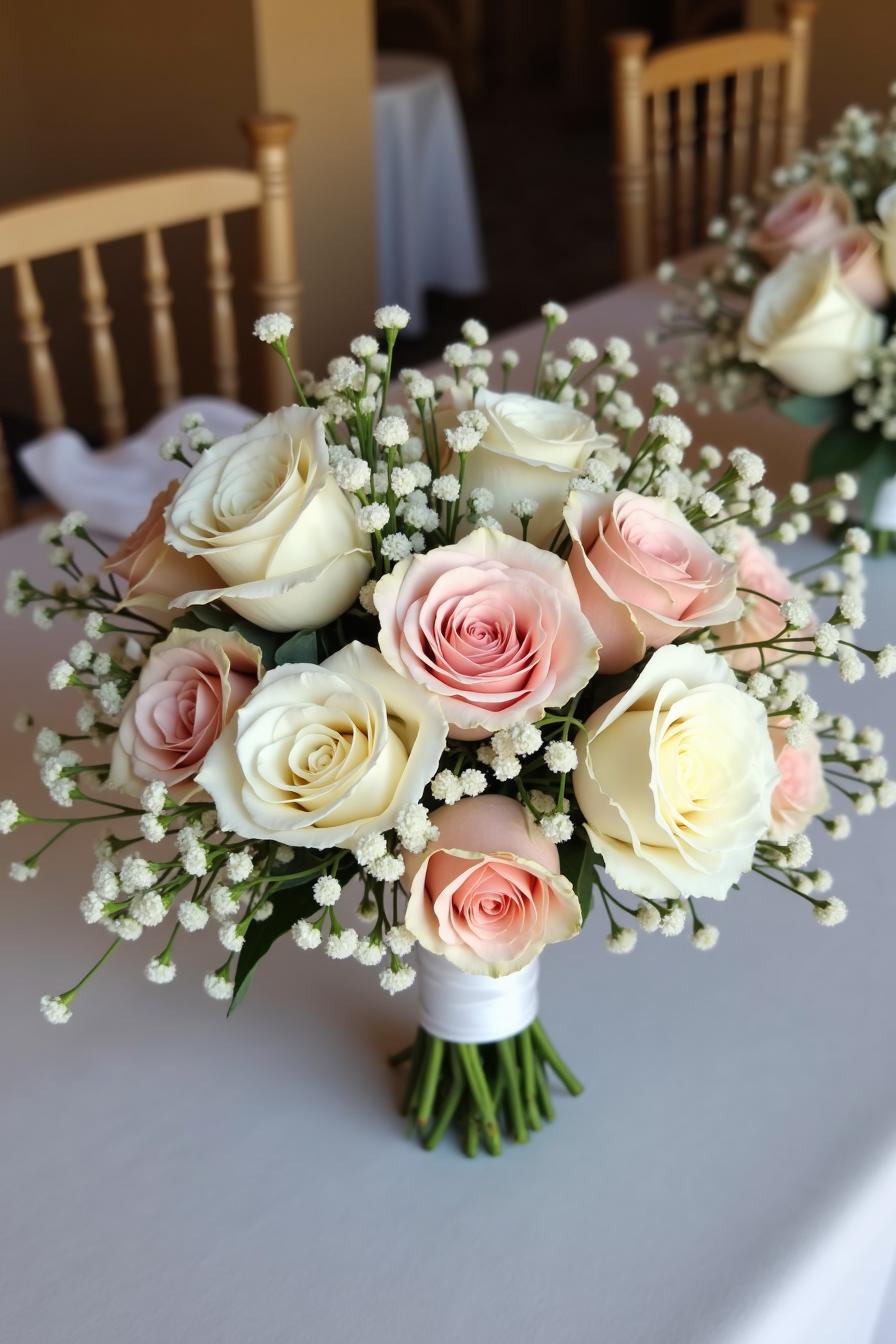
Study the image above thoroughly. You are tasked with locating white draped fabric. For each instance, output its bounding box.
[374,53,486,335]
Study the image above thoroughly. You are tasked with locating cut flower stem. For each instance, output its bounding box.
[393,1019,582,1156]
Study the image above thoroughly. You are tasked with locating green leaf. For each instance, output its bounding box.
[776,393,849,427]
[857,440,896,520]
[170,605,281,668]
[229,876,320,1015]
[807,425,879,482]
[274,628,318,666]
[560,834,595,923]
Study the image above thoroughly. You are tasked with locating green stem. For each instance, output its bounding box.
[531,1019,584,1095]
[496,1037,529,1144]
[416,1035,445,1128]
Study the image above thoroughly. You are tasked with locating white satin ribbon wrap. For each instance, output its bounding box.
[416,949,539,1044]
[870,476,896,531]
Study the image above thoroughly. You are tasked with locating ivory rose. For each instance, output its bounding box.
[165,405,371,632]
[103,480,218,625]
[573,644,778,902]
[830,227,889,310]
[438,388,610,546]
[873,184,896,290]
[714,527,815,673]
[739,251,885,396]
[403,795,581,976]
[373,527,599,739]
[109,628,263,799]
[752,181,854,265]
[195,642,447,848]
[768,721,830,843]
[564,489,742,675]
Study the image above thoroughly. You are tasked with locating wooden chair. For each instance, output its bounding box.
[0,114,301,530]
[607,1,816,280]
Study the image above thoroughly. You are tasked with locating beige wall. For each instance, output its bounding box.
[747,0,892,139]
[0,0,377,440]
[251,0,378,372]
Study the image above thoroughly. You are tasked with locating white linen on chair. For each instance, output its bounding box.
[19,397,255,539]
[374,52,486,335]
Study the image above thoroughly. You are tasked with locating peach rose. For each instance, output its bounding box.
[753,181,854,264]
[714,528,815,673]
[403,795,582,976]
[373,527,599,739]
[830,227,889,310]
[563,490,742,675]
[103,481,218,626]
[109,627,262,798]
[767,721,830,843]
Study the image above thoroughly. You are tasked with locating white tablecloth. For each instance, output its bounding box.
[375,53,486,335]
[2,283,896,1343]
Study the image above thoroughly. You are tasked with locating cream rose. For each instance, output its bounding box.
[440,388,610,546]
[403,795,581,976]
[873,183,896,290]
[714,527,815,673]
[752,181,854,265]
[165,405,371,632]
[374,527,599,739]
[573,644,778,902]
[740,251,885,396]
[103,480,218,626]
[195,642,447,848]
[109,627,263,799]
[768,721,830,844]
[564,489,742,675]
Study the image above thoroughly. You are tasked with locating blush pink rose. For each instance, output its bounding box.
[768,721,830,842]
[403,795,582,975]
[753,182,854,265]
[714,528,815,673]
[830,226,889,309]
[373,527,599,739]
[563,489,742,675]
[103,481,218,626]
[109,628,262,798]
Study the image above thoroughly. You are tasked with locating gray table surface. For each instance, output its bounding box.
[3,294,896,1343]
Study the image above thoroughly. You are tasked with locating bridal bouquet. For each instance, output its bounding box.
[4,302,893,1157]
[655,91,896,542]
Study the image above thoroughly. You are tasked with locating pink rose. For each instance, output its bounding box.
[714,528,815,673]
[768,721,830,842]
[103,481,218,626]
[753,181,854,265]
[403,795,582,975]
[109,628,262,798]
[563,490,742,675]
[373,527,599,739]
[830,226,889,309]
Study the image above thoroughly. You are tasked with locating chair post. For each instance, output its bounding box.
[0,420,18,531]
[607,31,652,281]
[778,0,816,163]
[242,113,301,411]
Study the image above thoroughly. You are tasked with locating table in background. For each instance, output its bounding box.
[374,53,486,336]
[2,298,896,1344]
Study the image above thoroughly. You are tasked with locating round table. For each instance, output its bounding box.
[374,52,486,336]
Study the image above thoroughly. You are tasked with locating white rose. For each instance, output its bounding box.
[739,251,884,396]
[165,405,371,632]
[195,642,448,848]
[572,644,778,902]
[439,388,610,545]
[872,183,896,289]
